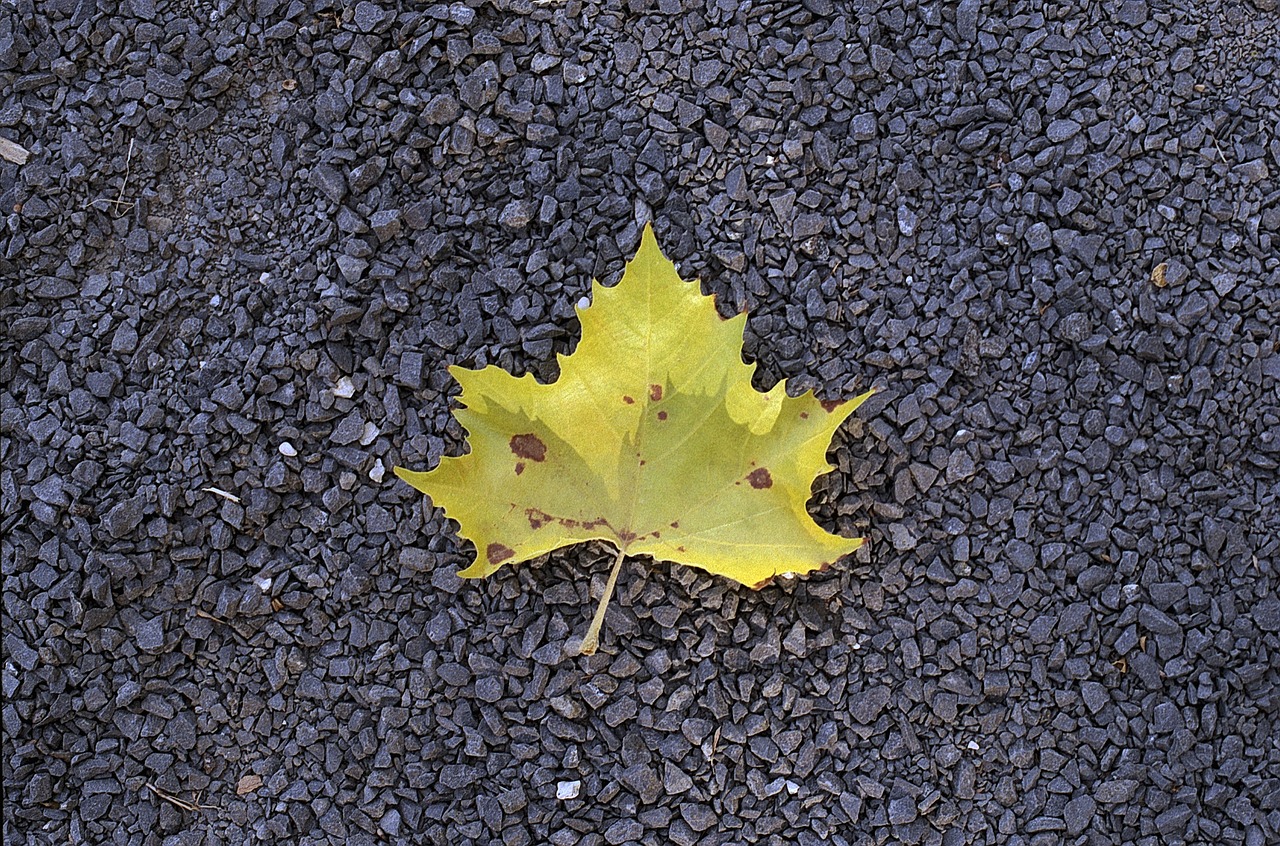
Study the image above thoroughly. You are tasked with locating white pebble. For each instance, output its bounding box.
[369,462,385,483]
[556,780,580,800]
[896,205,919,237]
[333,376,355,399]
[577,296,590,310]
[360,422,380,446]
[279,442,297,457]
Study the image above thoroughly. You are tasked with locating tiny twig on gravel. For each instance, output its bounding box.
[83,138,136,216]
[194,608,231,625]
[145,783,206,812]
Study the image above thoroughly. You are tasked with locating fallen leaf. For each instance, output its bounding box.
[236,775,262,795]
[396,224,875,651]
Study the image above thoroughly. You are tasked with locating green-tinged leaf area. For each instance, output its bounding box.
[396,224,874,590]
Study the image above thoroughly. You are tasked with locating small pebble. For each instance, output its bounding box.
[333,377,356,399]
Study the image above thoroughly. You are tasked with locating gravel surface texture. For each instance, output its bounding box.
[3,0,1280,844]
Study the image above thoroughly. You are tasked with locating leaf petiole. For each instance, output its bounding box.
[578,545,627,656]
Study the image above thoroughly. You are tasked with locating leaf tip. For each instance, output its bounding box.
[634,221,664,263]
[393,465,435,496]
[846,385,880,414]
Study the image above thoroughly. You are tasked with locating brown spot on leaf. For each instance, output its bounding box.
[649,384,663,401]
[800,411,809,419]
[515,462,525,476]
[486,543,514,565]
[670,521,679,529]
[677,545,686,552]
[617,529,637,543]
[820,399,841,413]
[526,508,553,530]
[561,518,579,528]
[509,433,547,462]
[747,467,773,489]
[657,410,668,421]
[623,395,635,404]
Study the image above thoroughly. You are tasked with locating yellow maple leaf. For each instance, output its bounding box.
[396,224,875,653]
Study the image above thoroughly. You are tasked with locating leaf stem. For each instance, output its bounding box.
[578,545,627,656]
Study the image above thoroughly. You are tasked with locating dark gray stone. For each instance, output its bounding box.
[310,164,347,202]
[499,200,533,230]
[679,804,716,832]
[1046,119,1081,142]
[605,819,643,844]
[850,112,877,141]
[475,676,503,702]
[1095,780,1139,803]
[135,616,166,653]
[1026,221,1052,250]
[850,686,891,724]
[956,0,980,42]
[4,635,39,671]
[104,497,145,538]
[1117,0,1149,25]
[422,93,461,125]
[1253,597,1280,632]
[1155,806,1194,835]
[888,795,917,825]
[1139,605,1182,635]
[1064,796,1096,835]
[336,255,367,284]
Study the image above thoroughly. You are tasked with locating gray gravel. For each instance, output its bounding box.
[3,0,1280,844]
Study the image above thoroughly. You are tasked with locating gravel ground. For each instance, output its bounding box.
[3,0,1279,844]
